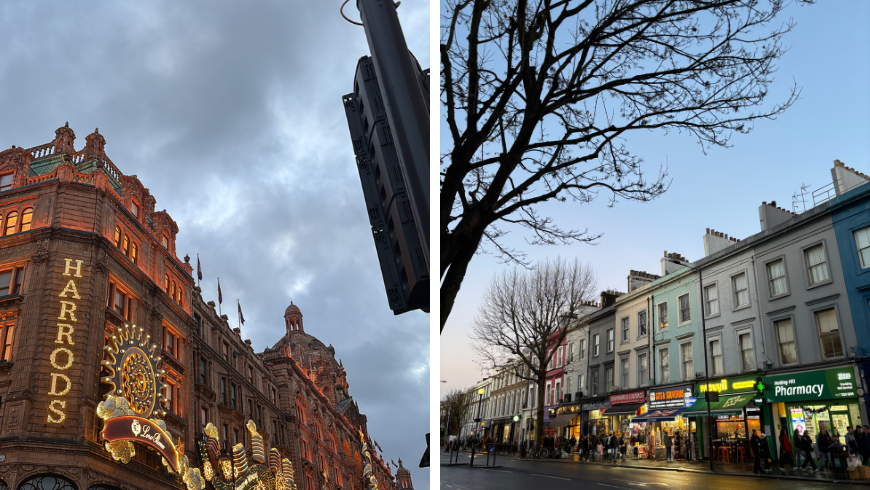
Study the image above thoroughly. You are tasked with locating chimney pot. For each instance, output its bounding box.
[771,200,776,207]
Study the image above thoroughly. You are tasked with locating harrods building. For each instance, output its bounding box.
[0,125,405,490]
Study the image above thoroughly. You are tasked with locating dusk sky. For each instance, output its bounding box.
[0,1,430,488]
[440,1,870,399]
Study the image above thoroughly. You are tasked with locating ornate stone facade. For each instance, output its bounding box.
[0,125,404,490]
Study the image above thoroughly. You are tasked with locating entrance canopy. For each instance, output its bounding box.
[602,403,644,417]
[683,393,754,417]
[631,407,686,423]
[550,413,579,428]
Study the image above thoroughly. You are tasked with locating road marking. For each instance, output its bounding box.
[477,469,513,473]
[530,474,571,480]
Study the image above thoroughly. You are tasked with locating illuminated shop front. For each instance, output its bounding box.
[631,385,694,459]
[581,399,611,436]
[601,391,646,436]
[686,376,760,459]
[761,366,861,448]
[552,403,583,439]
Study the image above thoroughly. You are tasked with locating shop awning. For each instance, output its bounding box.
[683,393,754,417]
[550,413,579,428]
[631,407,687,423]
[601,403,644,416]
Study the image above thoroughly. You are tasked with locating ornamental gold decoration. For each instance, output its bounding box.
[101,324,166,418]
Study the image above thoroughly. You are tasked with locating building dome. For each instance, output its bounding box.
[285,301,302,317]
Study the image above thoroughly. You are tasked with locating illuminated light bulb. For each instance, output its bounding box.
[221,459,232,480]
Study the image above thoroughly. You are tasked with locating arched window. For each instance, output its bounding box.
[17,475,76,490]
[178,288,183,306]
[296,397,308,425]
[131,243,138,264]
[19,207,32,232]
[114,226,121,247]
[3,211,17,236]
[164,274,169,293]
[123,234,129,256]
[171,281,176,298]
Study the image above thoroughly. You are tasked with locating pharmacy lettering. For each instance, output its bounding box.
[761,367,857,403]
[46,258,84,424]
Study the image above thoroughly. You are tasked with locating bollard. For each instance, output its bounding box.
[486,448,490,467]
[470,444,476,467]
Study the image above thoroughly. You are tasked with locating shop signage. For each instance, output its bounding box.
[761,367,857,403]
[47,258,85,424]
[649,385,694,410]
[610,391,645,405]
[582,400,611,411]
[697,375,758,395]
[103,416,179,470]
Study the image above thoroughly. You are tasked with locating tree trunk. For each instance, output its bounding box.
[535,373,546,450]
[440,229,483,330]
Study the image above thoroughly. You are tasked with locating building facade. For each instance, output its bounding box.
[0,126,405,490]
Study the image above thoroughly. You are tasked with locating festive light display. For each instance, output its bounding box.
[359,429,380,490]
[47,258,84,424]
[199,421,297,490]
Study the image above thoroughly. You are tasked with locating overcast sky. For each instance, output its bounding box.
[0,1,429,487]
[441,1,870,399]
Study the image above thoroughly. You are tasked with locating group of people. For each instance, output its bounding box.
[661,430,695,462]
[574,432,630,461]
[769,425,870,474]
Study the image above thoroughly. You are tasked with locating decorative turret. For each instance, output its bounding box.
[395,459,413,490]
[285,301,303,333]
[83,128,106,161]
[53,122,76,155]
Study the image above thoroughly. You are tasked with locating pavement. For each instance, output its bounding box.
[440,449,870,489]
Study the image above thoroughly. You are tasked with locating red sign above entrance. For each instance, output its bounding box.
[102,416,180,471]
[610,391,646,405]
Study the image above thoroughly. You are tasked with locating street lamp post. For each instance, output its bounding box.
[472,387,485,467]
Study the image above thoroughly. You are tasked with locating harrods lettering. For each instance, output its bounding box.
[46,258,83,424]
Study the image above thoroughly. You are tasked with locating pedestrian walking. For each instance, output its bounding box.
[800,431,818,471]
[817,428,833,472]
[664,430,673,461]
[794,429,805,468]
[779,428,796,471]
[846,426,858,456]
[609,432,619,462]
[751,430,762,474]
[759,433,772,473]
[619,433,627,460]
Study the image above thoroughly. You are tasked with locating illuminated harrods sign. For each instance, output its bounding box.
[47,258,85,424]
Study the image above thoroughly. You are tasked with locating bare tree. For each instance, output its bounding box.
[440,0,809,329]
[441,388,471,443]
[470,257,597,449]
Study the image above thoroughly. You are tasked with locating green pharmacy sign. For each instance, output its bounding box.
[762,367,857,403]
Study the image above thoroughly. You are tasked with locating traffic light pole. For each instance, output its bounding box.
[356,0,430,268]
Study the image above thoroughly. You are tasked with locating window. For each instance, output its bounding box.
[591,372,599,396]
[775,319,797,365]
[767,259,788,296]
[201,407,207,427]
[221,377,227,404]
[248,399,253,418]
[164,274,170,293]
[114,287,126,317]
[555,381,561,403]
[130,242,138,265]
[606,329,614,353]
[567,343,574,363]
[679,294,691,323]
[545,384,550,405]
[592,334,600,357]
[638,311,647,337]
[621,317,629,342]
[805,244,830,285]
[681,342,693,380]
[580,339,587,359]
[704,284,719,316]
[658,302,668,329]
[605,366,614,392]
[164,380,174,413]
[0,267,24,296]
[710,339,723,375]
[170,281,176,300]
[856,227,870,268]
[123,234,129,256]
[0,318,14,361]
[130,201,139,218]
[621,357,629,388]
[164,329,176,358]
[200,357,207,384]
[659,349,669,382]
[0,174,12,192]
[566,376,572,395]
[234,429,239,446]
[231,383,237,408]
[162,235,169,249]
[556,347,562,367]
[223,342,229,361]
[732,273,749,308]
[579,374,585,394]
[223,424,229,449]
[3,211,17,236]
[114,226,121,247]
[638,353,647,385]
[739,333,754,372]
[816,309,842,358]
[19,207,32,232]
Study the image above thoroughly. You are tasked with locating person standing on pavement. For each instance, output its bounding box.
[759,433,772,473]
[846,426,858,456]
[662,431,673,461]
[794,429,805,468]
[619,433,627,460]
[751,429,762,474]
[860,426,870,464]
[609,432,619,462]
[779,428,795,471]
[800,431,818,471]
[817,427,832,472]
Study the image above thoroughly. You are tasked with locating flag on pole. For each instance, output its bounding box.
[197,254,202,282]
[218,278,223,305]
[238,300,245,325]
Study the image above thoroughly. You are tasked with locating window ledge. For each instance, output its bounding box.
[769,292,791,301]
[807,279,834,291]
[704,312,721,320]
[678,321,692,327]
[105,307,128,324]
[0,360,13,372]
[0,294,23,309]
[732,304,751,313]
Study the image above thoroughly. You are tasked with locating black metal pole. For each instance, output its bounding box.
[472,391,483,467]
[698,269,715,471]
[356,0,429,265]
